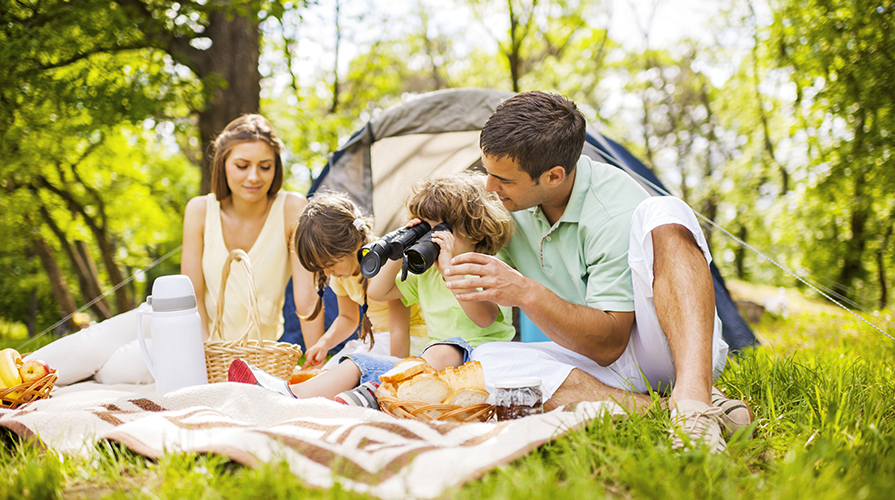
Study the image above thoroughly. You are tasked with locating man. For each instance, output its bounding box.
[445,91,749,452]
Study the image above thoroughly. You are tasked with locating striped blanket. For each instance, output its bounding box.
[0,382,623,499]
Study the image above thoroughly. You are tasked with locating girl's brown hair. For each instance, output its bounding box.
[405,171,515,255]
[209,114,284,200]
[292,192,375,344]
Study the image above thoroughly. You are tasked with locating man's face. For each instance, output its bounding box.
[482,154,546,212]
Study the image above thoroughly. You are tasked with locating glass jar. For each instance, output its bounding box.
[494,377,543,421]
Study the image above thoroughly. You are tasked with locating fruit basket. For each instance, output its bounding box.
[0,372,57,410]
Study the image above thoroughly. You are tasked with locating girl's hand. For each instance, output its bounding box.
[432,230,455,275]
[302,340,329,368]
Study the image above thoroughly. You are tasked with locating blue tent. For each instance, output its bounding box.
[283,88,757,353]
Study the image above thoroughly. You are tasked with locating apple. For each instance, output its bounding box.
[19,359,51,383]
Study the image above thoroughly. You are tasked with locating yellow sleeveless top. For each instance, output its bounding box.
[202,192,289,341]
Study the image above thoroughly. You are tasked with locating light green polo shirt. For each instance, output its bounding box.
[502,155,650,312]
[395,266,516,347]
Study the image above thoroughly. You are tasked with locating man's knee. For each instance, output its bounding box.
[652,223,700,254]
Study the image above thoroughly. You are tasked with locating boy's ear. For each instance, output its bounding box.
[541,165,566,187]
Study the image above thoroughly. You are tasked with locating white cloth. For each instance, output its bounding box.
[26,303,154,386]
[472,197,728,400]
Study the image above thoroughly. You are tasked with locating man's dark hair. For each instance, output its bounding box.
[480,91,587,180]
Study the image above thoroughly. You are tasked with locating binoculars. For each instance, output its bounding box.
[358,221,453,280]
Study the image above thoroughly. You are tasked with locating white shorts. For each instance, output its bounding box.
[472,197,729,400]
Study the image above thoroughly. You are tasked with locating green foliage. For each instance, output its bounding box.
[756,0,895,301]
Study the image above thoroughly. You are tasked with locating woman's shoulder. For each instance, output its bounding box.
[184,195,210,221]
[281,191,309,219]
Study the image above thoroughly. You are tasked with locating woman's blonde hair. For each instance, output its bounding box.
[405,171,514,255]
[292,191,375,344]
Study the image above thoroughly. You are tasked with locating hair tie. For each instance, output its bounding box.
[359,304,368,316]
[317,289,324,298]
[353,218,367,231]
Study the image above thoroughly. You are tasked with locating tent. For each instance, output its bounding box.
[281,88,757,353]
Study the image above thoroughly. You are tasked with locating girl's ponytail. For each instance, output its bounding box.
[359,277,374,347]
[299,271,327,321]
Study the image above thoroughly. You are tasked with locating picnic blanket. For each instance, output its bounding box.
[0,382,624,499]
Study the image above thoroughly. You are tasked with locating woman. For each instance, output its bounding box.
[182,114,321,341]
[27,115,323,385]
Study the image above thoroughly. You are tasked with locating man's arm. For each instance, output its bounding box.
[445,253,633,366]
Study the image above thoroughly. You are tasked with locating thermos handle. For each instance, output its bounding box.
[136,301,157,380]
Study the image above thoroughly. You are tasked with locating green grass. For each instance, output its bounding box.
[1,309,894,499]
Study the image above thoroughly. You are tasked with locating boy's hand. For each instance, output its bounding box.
[432,230,455,275]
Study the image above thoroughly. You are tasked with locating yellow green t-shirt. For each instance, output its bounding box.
[394,266,515,347]
[329,275,427,339]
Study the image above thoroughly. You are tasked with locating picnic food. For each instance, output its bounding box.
[378,359,489,408]
[20,359,52,384]
[1,348,57,408]
[0,348,24,389]
[493,377,543,421]
[289,366,321,384]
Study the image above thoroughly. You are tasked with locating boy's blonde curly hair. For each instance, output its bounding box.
[405,171,514,255]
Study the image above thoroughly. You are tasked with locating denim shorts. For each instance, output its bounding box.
[341,336,474,385]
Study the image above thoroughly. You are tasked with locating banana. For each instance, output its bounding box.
[0,348,24,389]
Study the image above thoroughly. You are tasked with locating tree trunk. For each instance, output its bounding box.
[878,219,893,309]
[735,224,748,280]
[330,0,341,113]
[32,236,79,333]
[75,240,112,318]
[194,11,261,194]
[836,107,870,299]
[40,205,112,319]
[35,176,131,314]
[506,1,522,93]
[27,289,37,338]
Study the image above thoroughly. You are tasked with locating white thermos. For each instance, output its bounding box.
[136,275,208,390]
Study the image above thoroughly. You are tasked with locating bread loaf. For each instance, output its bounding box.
[379,356,435,384]
[396,373,452,404]
[379,358,489,407]
[447,388,489,406]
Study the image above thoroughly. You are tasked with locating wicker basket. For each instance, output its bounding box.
[204,249,303,383]
[378,394,495,423]
[0,372,57,409]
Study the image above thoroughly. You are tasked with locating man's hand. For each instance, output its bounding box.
[444,252,531,307]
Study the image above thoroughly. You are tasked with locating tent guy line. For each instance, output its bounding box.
[16,245,185,353]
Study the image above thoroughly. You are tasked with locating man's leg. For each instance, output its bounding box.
[651,223,716,407]
[546,368,653,413]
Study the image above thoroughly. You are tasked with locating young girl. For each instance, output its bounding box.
[229,172,516,405]
[292,192,428,369]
